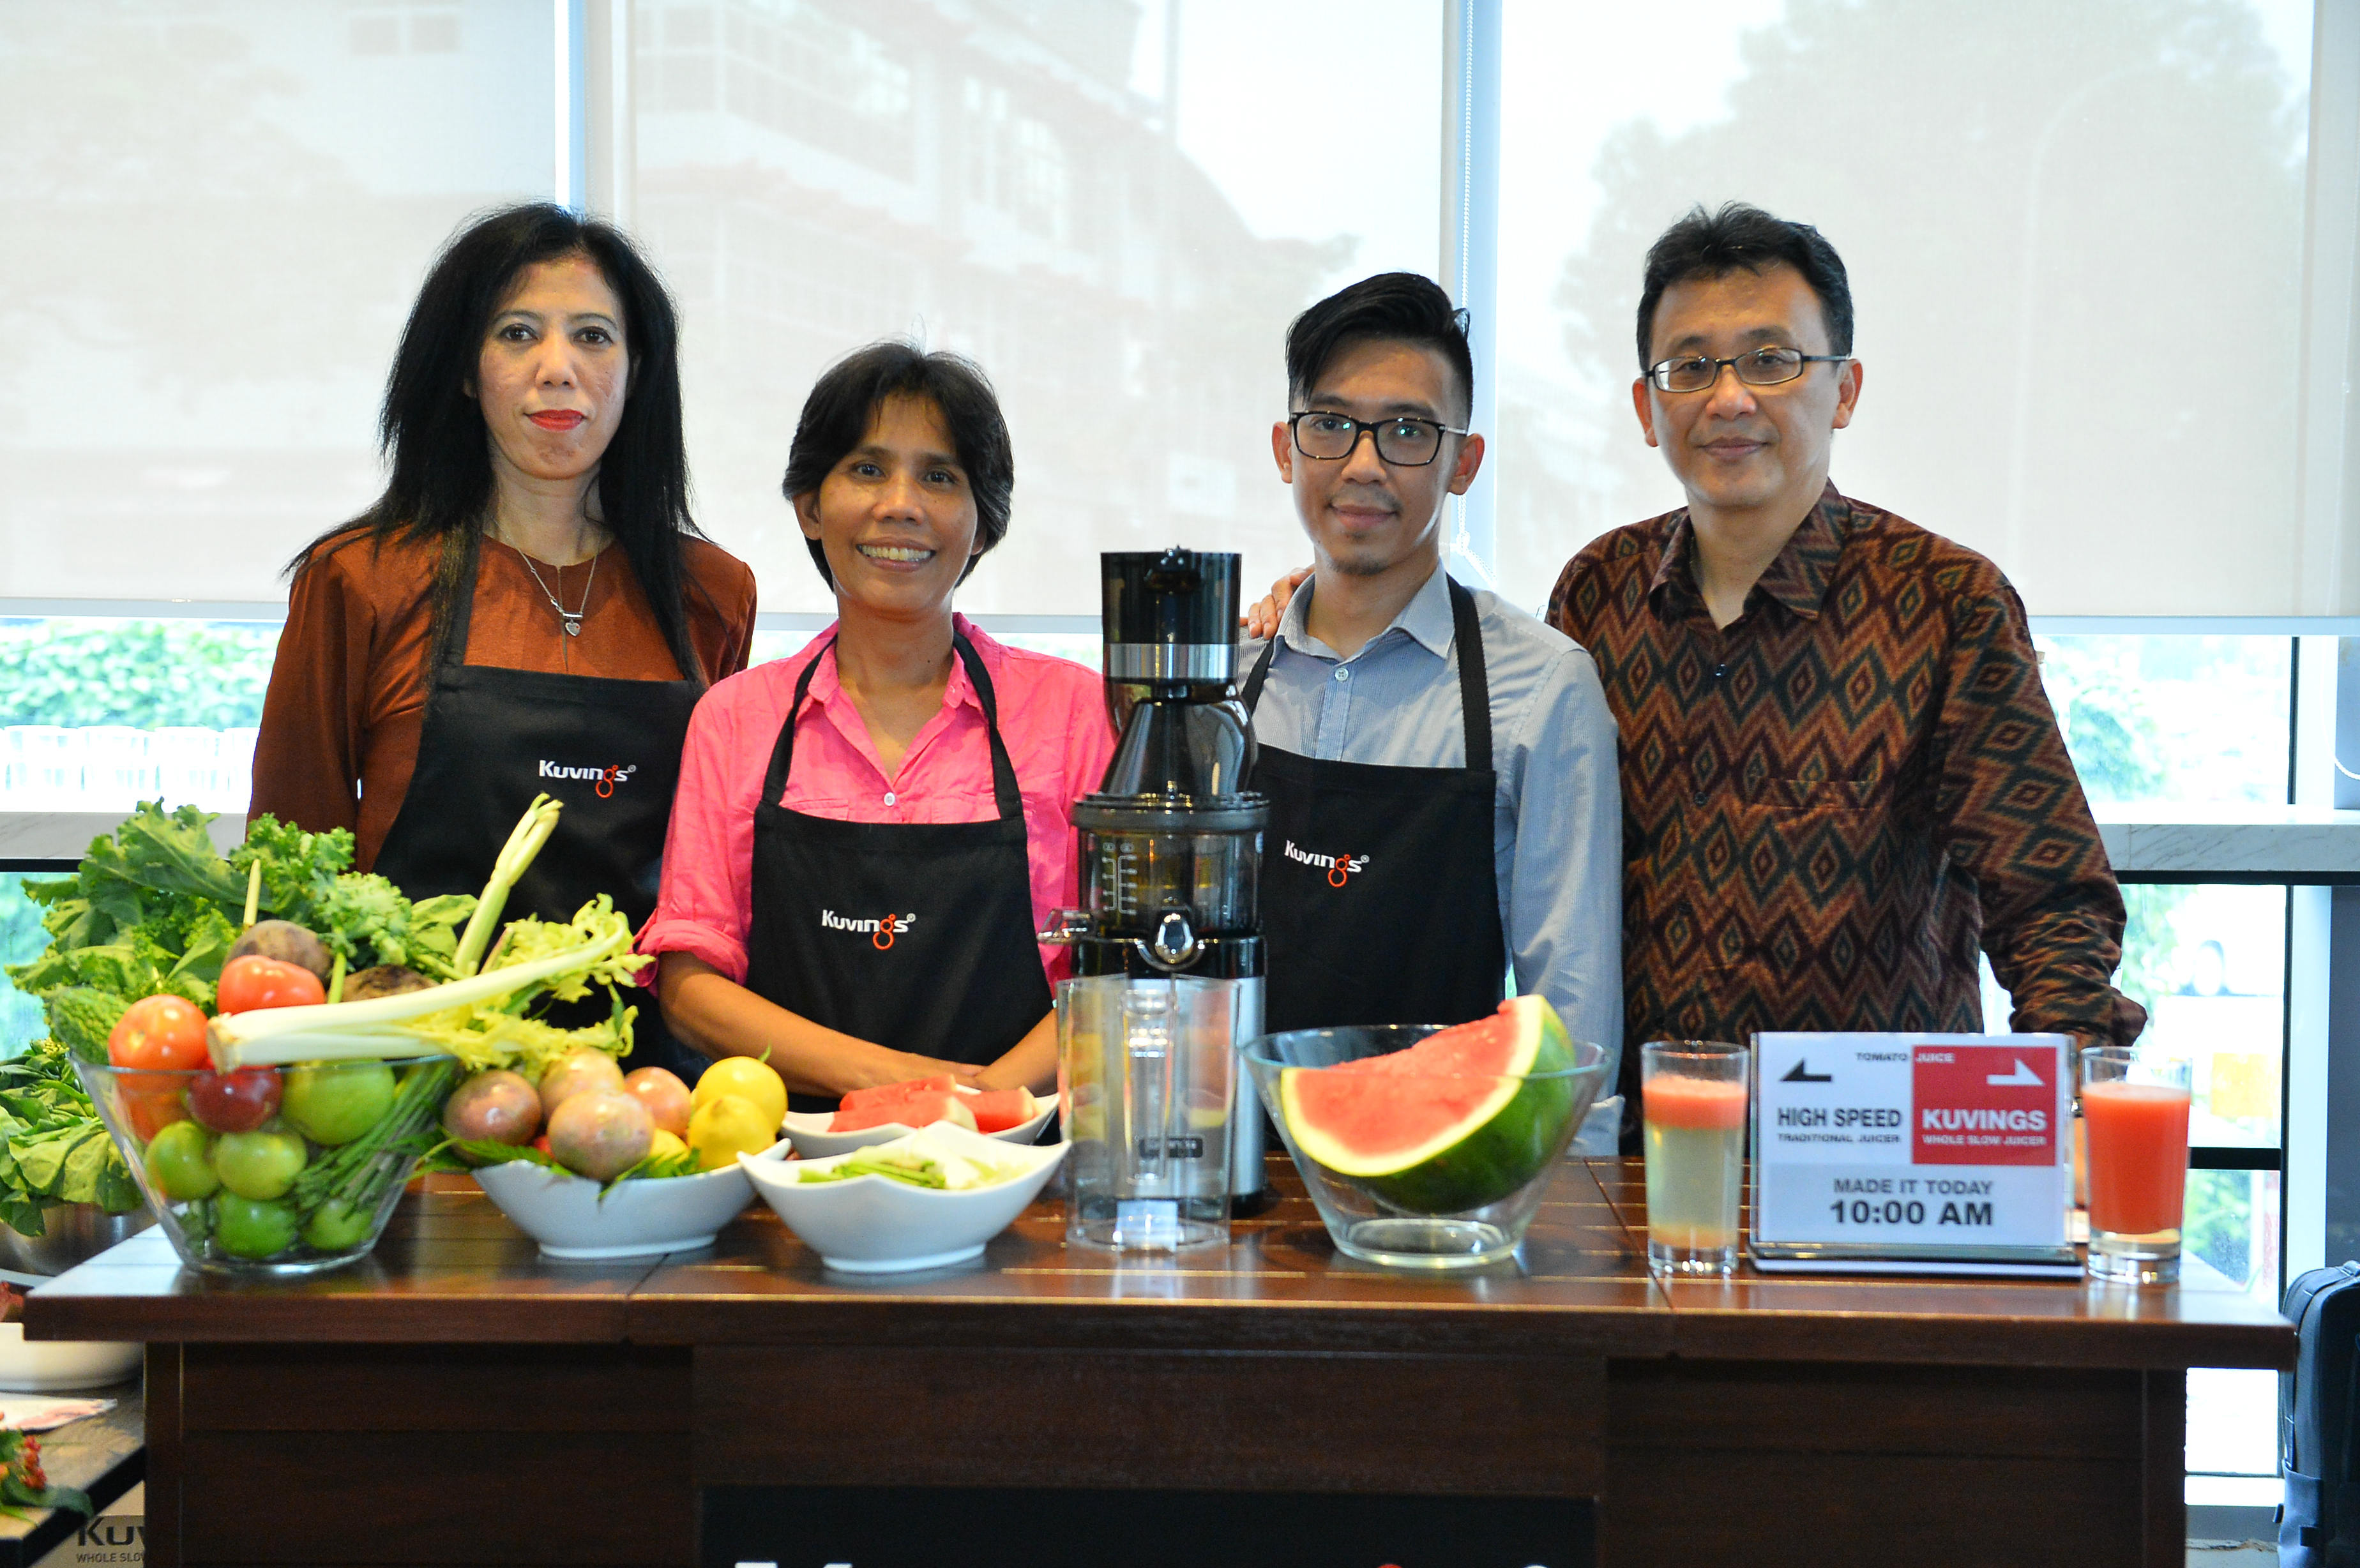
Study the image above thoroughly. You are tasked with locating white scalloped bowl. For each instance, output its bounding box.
[0,1323,142,1391]
[740,1125,1066,1274]
[779,1090,1059,1159]
[473,1141,787,1260]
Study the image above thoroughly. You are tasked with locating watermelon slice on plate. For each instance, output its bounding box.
[1276,995,1580,1212]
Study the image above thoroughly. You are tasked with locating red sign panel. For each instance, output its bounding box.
[1910,1044,2057,1166]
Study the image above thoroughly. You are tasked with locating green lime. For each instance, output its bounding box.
[301,1198,375,1252]
[144,1119,220,1202]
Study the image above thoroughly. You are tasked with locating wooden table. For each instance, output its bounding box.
[24,1159,2293,1568]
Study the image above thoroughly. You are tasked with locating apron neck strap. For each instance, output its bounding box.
[1446,577,1492,774]
[437,531,485,670]
[1239,575,1492,773]
[764,629,1026,820]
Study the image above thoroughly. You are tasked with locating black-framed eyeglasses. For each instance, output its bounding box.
[1288,410,1467,467]
[1646,346,1851,394]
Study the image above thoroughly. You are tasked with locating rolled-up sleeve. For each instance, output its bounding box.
[639,676,765,984]
[1500,644,1625,1084]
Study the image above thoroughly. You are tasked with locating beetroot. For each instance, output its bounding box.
[536,1048,625,1122]
[442,1069,542,1147]
[545,1089,653,1181]
[623,1067,693,1136]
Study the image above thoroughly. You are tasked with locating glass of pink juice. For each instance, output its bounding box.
[2078,1046,2192,1285]
[1641,1041,1750,1276]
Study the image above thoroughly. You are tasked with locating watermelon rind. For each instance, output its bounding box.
[1278,996,1580,1213]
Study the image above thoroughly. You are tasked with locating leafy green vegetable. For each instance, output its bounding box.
[425,1138,567,1173]
[40,988,128,1064]
[0,1041,141,1232]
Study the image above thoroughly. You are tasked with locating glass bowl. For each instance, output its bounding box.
[1243,1024,1610,1270]
[74,1055,456,1277]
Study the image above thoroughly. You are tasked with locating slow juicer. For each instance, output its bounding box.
[1049,548,1271,1212]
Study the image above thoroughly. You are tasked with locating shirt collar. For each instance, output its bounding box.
[1275,561,1454,661]
[800,612,991,713]
[1648,481,1850,622]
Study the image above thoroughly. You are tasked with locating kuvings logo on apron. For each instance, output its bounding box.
[538,759,640,798]
[819,909,919,949]
[1282,839,1372,887]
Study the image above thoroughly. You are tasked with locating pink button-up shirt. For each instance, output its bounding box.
[639,617,1115,990]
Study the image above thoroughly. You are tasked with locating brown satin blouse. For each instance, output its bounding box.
[249,529,758,871]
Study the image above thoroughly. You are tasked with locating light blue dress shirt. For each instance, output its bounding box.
[1240,564,1626,1089]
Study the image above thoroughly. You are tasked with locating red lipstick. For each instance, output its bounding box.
[529,410,586,431]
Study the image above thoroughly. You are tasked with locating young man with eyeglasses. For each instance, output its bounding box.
[1546,202,2144,1141]
[1241,272,1624,1114]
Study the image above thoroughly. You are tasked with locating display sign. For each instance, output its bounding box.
[1750,1033,2079,1276]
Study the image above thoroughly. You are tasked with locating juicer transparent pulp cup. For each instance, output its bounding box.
[1640,1041,1749,1276]
[1057,975,1241,1250]
[2080,1045,2191,1285]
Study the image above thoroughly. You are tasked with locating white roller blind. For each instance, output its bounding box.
[628,0,1441,616]
[0,2,557,603]
[1492,0,2320,619]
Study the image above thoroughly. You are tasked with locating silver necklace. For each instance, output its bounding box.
[517,545,597,637]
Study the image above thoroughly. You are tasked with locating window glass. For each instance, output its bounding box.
[0,3,557,602]
[1494,0,2315,616]
[1,619,277,811]
[631,0,1442,617]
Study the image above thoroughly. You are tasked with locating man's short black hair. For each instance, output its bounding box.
[1635,202,1854,370]
[781,341,1014,587]
[1286,272,1475,423]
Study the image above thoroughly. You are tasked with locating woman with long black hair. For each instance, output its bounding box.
[250,203,755,1076]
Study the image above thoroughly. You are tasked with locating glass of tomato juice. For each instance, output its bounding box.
[2079,1045,2192,1285]
[1641,1041,1750,1276]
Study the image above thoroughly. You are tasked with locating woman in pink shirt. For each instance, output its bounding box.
[639,344,1113,1105]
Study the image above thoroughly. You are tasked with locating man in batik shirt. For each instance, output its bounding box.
[1545,202,2145,1140]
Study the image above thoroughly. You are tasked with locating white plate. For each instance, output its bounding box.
[0,1323,141,1391]
[474,1142,786,1260]
[740,1124,1067,1274]
[780,1088,1060,1159]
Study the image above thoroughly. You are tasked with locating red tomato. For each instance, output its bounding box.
[123,1076,190,1143]
[107,995,209,1071]
[216,955,326,1014]
[186,1067,284,1135]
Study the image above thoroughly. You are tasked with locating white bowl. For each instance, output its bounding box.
[741,1124,1066,1274]
[473,1142,786,1260]
[780,1089,1061,1159]
[0,1323,142,1391]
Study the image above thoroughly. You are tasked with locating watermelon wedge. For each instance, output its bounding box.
[964,1088,1037,1134]
[1277,995,1580,1212]
[829,1092,979,1134]
[839,1075,958,1113]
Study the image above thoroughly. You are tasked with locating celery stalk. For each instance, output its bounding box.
[450,795,564,979]
[208,919,633,1068]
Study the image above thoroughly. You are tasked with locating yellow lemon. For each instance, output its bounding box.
[692,1056,787,1135]
[688,1093,775,1171]
[647,1129,689,1162]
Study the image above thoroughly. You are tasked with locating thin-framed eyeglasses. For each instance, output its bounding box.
[1288,410,1468,467]
[1646,346,1852,394]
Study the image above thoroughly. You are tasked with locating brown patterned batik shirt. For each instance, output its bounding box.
[1546,483,2145,1115]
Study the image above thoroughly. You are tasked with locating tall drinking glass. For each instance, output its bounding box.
[2080,1046,2191,1285]
[1641,1041,1748,1276]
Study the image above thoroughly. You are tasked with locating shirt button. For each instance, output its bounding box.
[1335,667,1350,681]
[884,790,896,806]
[1713,663,1728,679]
[1692,791,1707,806]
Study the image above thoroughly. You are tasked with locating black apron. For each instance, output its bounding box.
[1241,576,1509,1033]
[372,550,702,1079]
[743,633,1053,1113]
